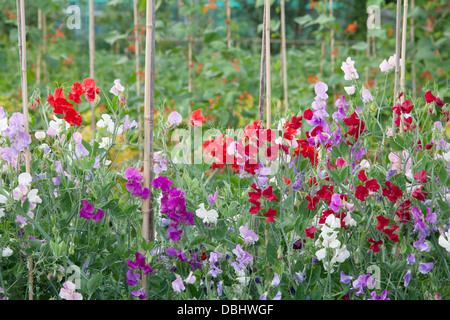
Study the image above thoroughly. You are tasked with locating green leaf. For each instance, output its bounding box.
[87,273,103,297]
[204,31,222,44]
[351,41,369,51]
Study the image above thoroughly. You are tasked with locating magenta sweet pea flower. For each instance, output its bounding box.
[127,252,153,275]
[126,269,140,286]
[79,200,95,220]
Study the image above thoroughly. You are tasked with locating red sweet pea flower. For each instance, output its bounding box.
[365,179,380,192]
[424,90,437,103]
[300,143,318,165]
[305,226,318,239]
[375,215,390,231]
[303,108,314,120]
[306,195,319,210]
[68,82,85,104]
[344,112,366,141]
[248,183,262,214]
[262,186,279,201]
[382,181,403,203]
[263,208,277,223]
[414,170,428,183]
[336,158,346,167]
[63,107,82,126]
[190,109,206,127]
[289,116,302,130]
[47,88,74,115]
[358,170,368,182]
[318,209,334,224]
[396,200,412,223]
[383,225,400,242]
[355,185,369,201]
[412,186,428,201]
[81,78,99,102]
[316,185,333,202]
[368,238,383,253]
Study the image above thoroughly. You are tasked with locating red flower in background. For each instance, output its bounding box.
[414,170,428,184]
[355,185,369,202]
[68,82,85,104]
[190,109,206,127]
[368,237,383,253]
[306,195,319,210]
[263,208,277,223]
[305,226,318,239]
[382,181,403,203]
[47,88,74,115]
[81,78,99,102]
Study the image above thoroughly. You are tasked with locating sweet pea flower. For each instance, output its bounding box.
[110,79,125,96]
[341,57,359,81]
[59,281,83,300]
[172,277,186,293]
[344,86,355,95]
[271,273,280,287]
[379,59,393,73]
[168,111,182,126]
[195,203,218,225]
[418,262,434,274]
[362,89,373,103]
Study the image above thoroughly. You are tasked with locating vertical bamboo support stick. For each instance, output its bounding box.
[320,0,327,79]
[280,0,288,115]
[142,0,156,295]
[365,32,370,86]
[258,5,266,123]
[134,0,143,162]
[17,0,32,300]
[398,0,408,137]
[226,0,231,49]
[42,13,47,84]
[89,0,95,137]
[372,37,377,89]
[410,0,416,100]
[265,0,271,130]
[188,16,193,120]
[392,0,401,138]
[329,0,335,98]
[36,9,42,86]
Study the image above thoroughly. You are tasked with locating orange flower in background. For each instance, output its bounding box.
[308,74,318,84]
[129,44,135,53]
[366,79,375,88]
[309,0,318,10]
[424,16,434,32]
[344,22,358,34]
[332,46,339,57]
[387,28,394,38]
[197,63,203,73]
[6,8,17,19]
[422,70,432,80]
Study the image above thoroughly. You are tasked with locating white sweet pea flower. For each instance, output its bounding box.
[18,173,32,187]
[0,194,7,204]
[0,208,5,219]
[344,86,355,95]
[99,137,112,149]
[195,203,218,225]
[2,247,13,257]
[438,231,450,253]
[27,189,42,204]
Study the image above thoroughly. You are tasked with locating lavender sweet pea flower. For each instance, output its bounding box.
[172,277,186,293]
[368,290,389,300]
[340,271,353,284]
[406,254,416,265]
[273,291,282,300]
[259,292,268,300]
[403,270,411,287]
[168,111,182,126]
[418,262,434,274]
[271,273,280,287]
[293,272,306,284]
[362,89,374,103]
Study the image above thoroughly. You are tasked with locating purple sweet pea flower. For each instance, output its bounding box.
[79,201,95,220]
[126,269,140,286]
[403,270,411,287]
[368,290,389,300]
[406,254,415,265]
[418,262,434,274]
[340,271,353,284]
[208,191,218,205]
[130,289,147,300]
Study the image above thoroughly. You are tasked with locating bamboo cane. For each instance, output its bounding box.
[43,13,47,84]
[89,0,95,137]
[398,0,408,137]
[265,0,271,130]
[280,0,288,116]
[142,0,156,295]
[134,0,143,163]
[226,0,231,49]
[392,0,401,138]
[365,32,370,85]
[188,15,193,120]
[320,0,328,79]
[16,0,32,300]
[410,0,416,100]
[330,0,335,99]
[36,9,42,85]
[258,5,266,123]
